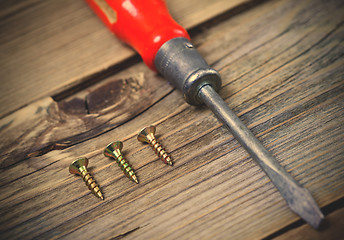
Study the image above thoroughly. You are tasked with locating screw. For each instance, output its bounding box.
[137,125,173,166]
[104,141,139,184]
[69,157,104,200]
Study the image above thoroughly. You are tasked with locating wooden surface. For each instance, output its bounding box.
[0,0,343,239]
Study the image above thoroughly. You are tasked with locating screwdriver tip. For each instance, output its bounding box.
[286,186,324,229]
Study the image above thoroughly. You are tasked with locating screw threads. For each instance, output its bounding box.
[137,126,173,166]
[148,138,173,166]
[69,157,104,200]
[80,169,104,200]
[104,141,139,184]
[114,153,139,184]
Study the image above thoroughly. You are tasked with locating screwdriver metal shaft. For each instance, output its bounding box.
[199,85,324,228]
[154,37,324,228]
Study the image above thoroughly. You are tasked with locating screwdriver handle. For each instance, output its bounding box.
[87,0,221,105]
[86,0,190,70]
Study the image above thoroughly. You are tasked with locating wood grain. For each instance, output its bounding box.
[0,0,343,239]
[0,0,251,117]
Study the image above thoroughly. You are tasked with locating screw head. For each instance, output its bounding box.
[137,125,156,143]
[69,157,89,175]
[104,141,123,157]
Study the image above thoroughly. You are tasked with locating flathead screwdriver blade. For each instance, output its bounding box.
[198,85,324,228]
[285,183,324,228]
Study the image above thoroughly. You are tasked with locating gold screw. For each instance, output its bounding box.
[69,157,104,200]
[104,141,139,184]
[137,125,173,166]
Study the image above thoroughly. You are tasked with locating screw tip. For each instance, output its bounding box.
[132,175,139,184]
[97,191,104,200]
[162,155,173,166]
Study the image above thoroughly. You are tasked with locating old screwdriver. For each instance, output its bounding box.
[86,0,324,228]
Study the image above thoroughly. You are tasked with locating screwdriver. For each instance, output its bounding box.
[86,0,324,228]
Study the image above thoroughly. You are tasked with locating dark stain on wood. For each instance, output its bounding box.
[86,80,124,113]
[57,98,88,115]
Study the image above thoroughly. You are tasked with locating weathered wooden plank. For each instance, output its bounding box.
[274,207,344,240]
[0,0,343,239]
[0,0,251,117]
[0,93,342,239]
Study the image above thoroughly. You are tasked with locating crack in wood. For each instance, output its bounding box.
[52,55,142,102]
[110,226,141,240]
[262,197,344,239]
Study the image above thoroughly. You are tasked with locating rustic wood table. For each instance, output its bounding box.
[1,0,343,239]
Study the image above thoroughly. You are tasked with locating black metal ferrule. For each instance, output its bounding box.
[154,37,222,105]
